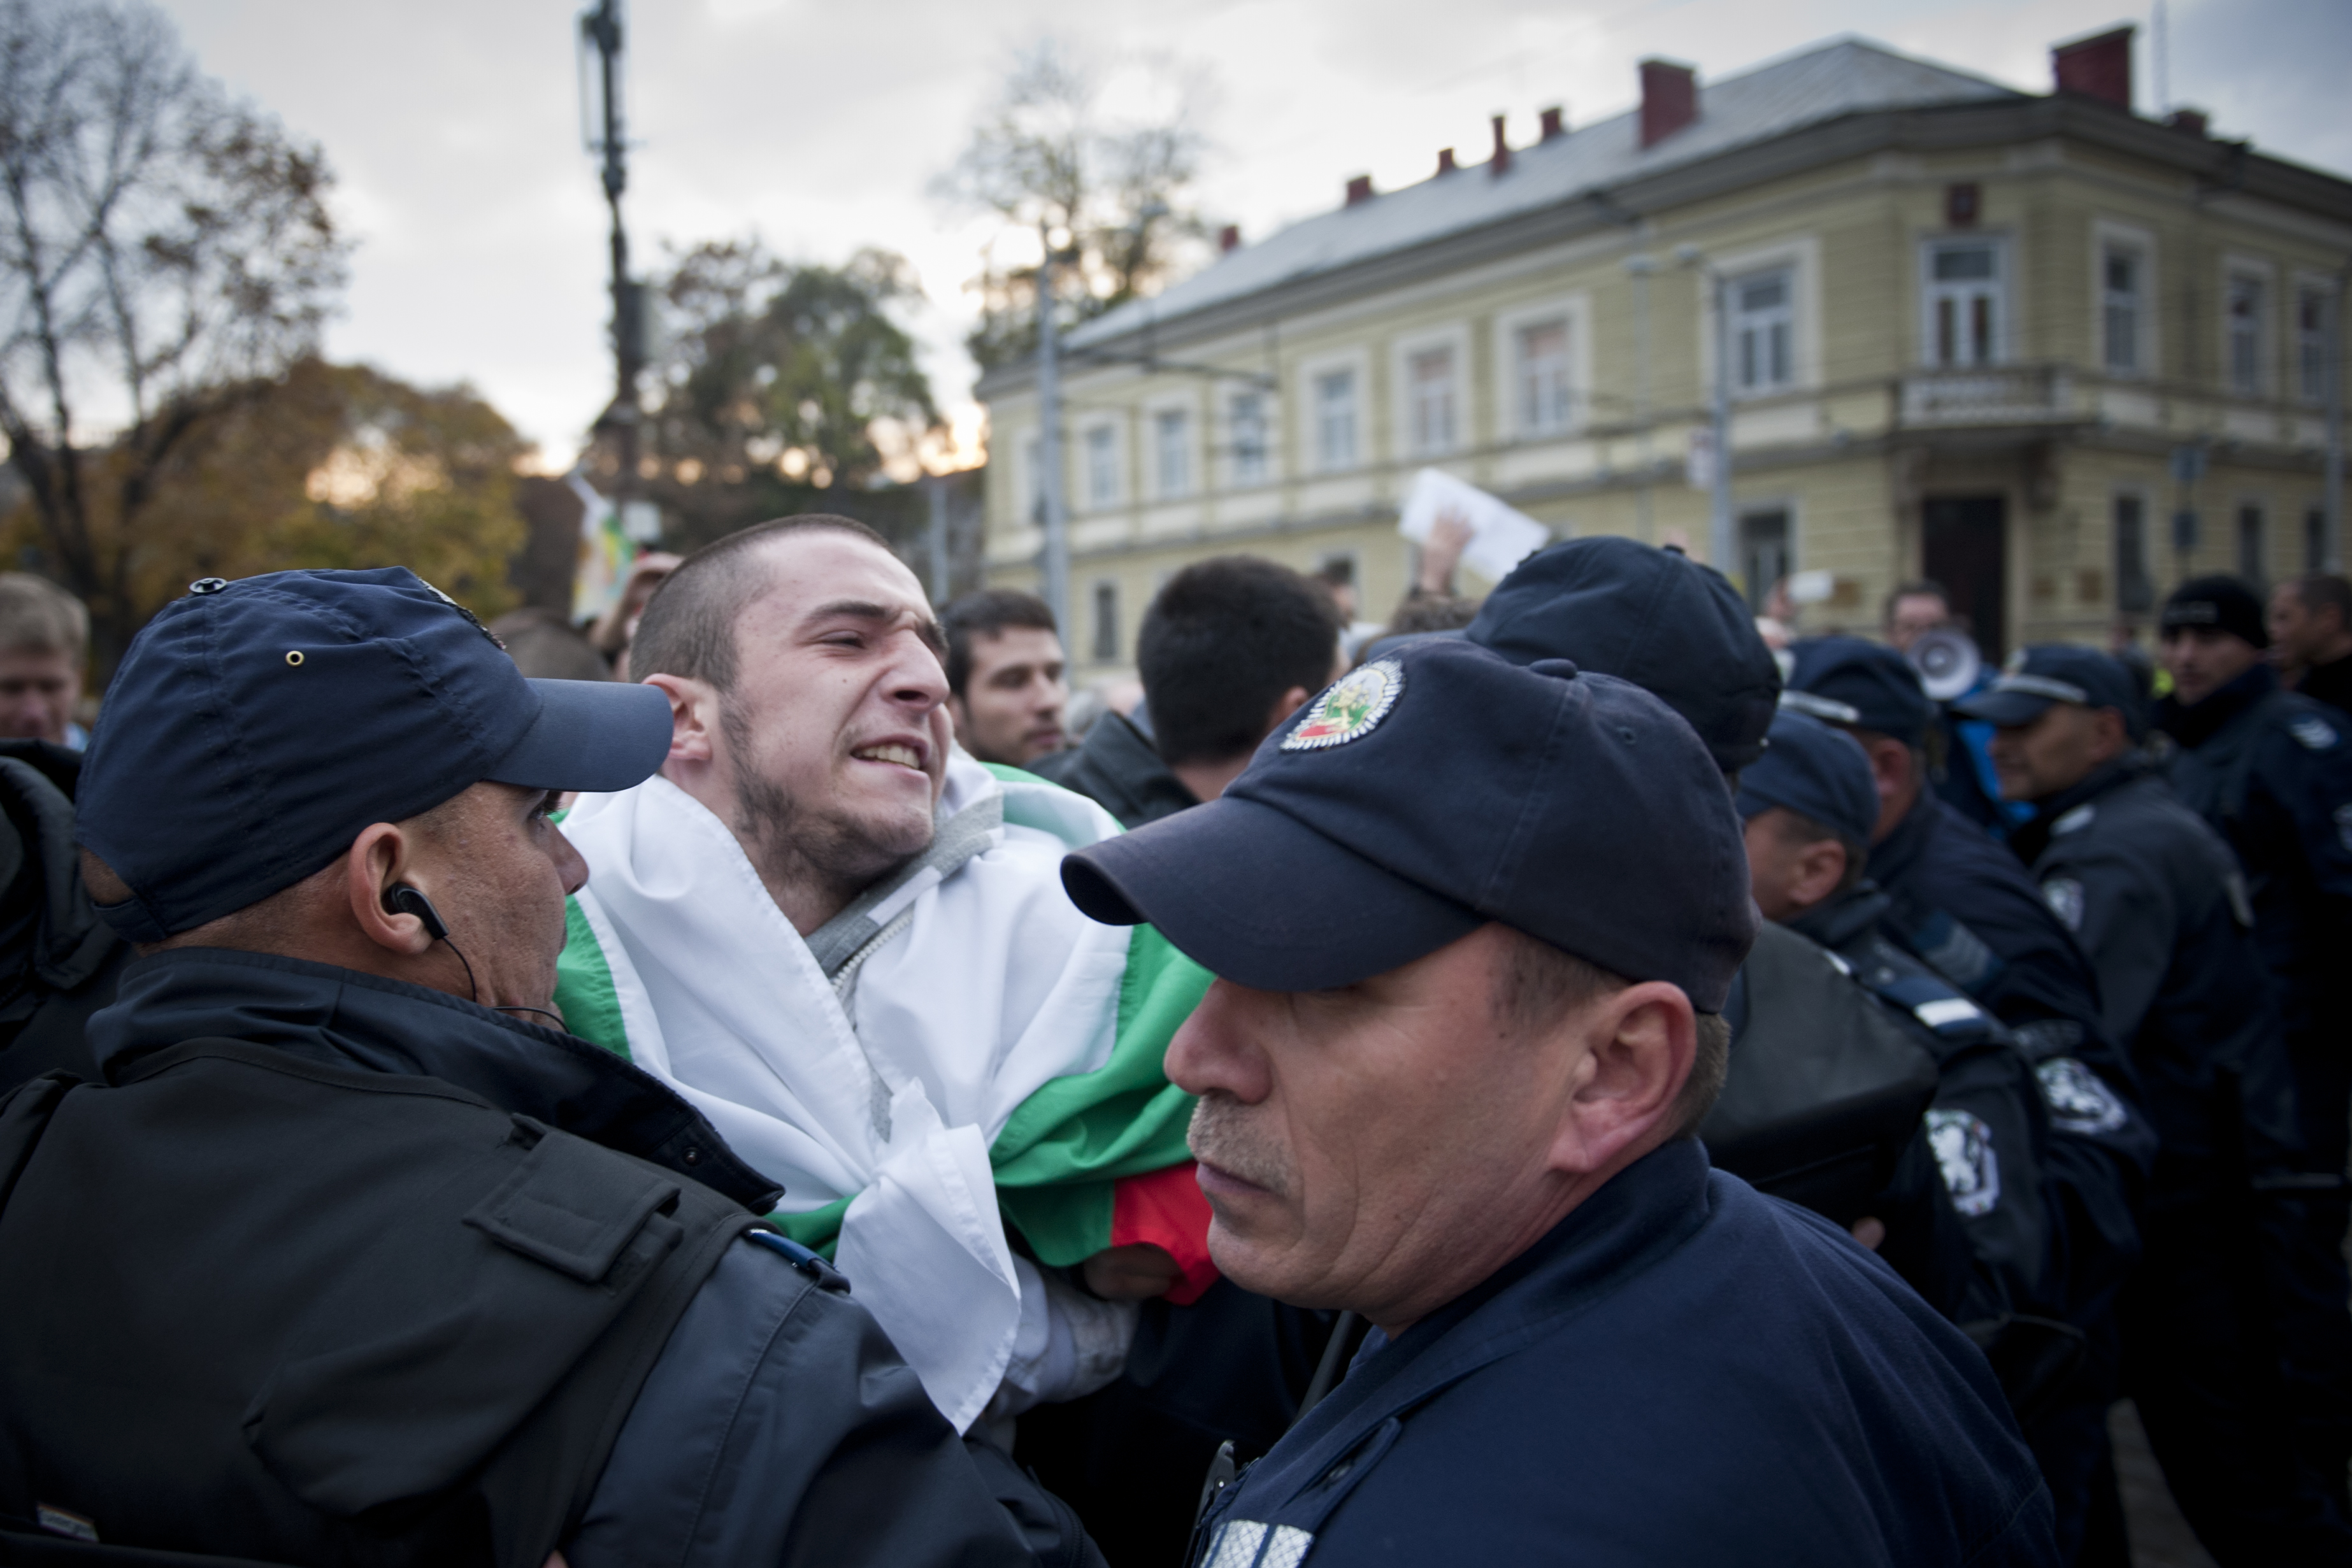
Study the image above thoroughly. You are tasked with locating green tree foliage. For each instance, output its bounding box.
[0,0,348,664]
[936,41,1214,371]
[633,238,940,552]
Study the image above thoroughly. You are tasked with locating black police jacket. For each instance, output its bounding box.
[2158,666,2352,1043]
[0,950,1072,1568]
[2012,760,2304,1175]
[1029,712,1199,830]
[0,742,127,1095]
[1189,1140,2058,1567]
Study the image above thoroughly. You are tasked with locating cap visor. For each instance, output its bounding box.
[1061,795,1484,992]
[486,680,675,793]
[1951,688,2055,728]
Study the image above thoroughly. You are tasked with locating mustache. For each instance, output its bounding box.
[1187,1094,1292,1197]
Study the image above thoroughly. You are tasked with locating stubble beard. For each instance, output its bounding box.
[1187,1093,1294,1200]
[721,694,934,909]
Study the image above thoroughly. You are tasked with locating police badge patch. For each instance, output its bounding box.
[1282,659,1403,752]
[2040,877,2085,933]
[2036,1057,2128,1136]
[2051,804,2096,836]
[1925,1109,2001,1217]
[2292,716,2339,751]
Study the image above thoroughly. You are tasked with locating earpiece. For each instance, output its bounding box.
[386,884,450,943]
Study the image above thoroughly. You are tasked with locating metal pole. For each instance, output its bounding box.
[1035,235,1072,641]
[2328,269,2346,573]
[582,0,642,488]
[926,474,950,606]
[1710,268,1736,574]
[1626,254,1654,542]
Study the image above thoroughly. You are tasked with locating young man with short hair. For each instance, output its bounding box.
[942,589,1068,767]
[2270,572,2352,717]
[0,573,89,747]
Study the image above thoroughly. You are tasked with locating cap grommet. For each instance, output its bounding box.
[188,577,227,595]
[285,650,305,667]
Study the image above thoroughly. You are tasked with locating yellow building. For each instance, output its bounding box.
[975,27,2351,667]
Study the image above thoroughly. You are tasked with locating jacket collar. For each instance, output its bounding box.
[1866,787,1942,891]
[2010,758,2141,865]
[2157,662,2274,750]
[1787,885,1893,953]
[87,946,782,1210]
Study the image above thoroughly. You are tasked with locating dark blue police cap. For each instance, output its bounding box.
[1783,636,1933,741]
[1061,637,1755,1011]
[1736,711,1880,846]
[78,567,674,942]
[1466,536,1781,773]
[1953,645,2148,739]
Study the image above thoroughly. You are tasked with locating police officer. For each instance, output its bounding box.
[1059,636,2055,1565]
[2156,574,2352,1515]
[1737,711,2065,1386]
[1786,635,2153,1564]
[0,570,1087,1567]
[1961,643,2352,1562]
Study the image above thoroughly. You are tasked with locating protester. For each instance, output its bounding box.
[2157,574,2352,1514]
[1036,556,1341,828]
[1786,634,2153,1564]
[1879,578,2016,833]
[0,567,1082,1566]
[0,573,90,748]
[491,604,613,682]
[553,516,1213,1440]
[2270,573,2352,716]
[591,550,681,681]
[1963,643,2352,1561]
[1062,636,2057,1565]
[942,588,1068,767]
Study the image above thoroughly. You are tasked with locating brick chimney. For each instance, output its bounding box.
[1639,59,1698,148]
[2053,25,2133,110]
[1437,147,1458,175]
[1538,106,1566,141]
[1218,224,1241,253]
[1490,114,1512,176]
[1345,174,1375,206]
[2166,107,2209,138]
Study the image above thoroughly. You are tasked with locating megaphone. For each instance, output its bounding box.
[1909,628,1983,703]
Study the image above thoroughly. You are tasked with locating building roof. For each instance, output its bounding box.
[1066,37,2022,352]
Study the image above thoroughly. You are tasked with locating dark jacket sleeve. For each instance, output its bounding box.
[565,1239,1094,1568]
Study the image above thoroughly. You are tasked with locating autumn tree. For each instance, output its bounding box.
[936,41,1214,371]
[0,0,347,664]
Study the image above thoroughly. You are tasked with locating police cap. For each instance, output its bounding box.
[1953,645,2148,739]
[1736,711,1880,845]
[1782,636,1933,741]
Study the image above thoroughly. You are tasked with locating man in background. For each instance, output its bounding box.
[1036,557,1341,829]
[2269,573,2352,717]
[943,589,1068,767]
[0,573,88,748]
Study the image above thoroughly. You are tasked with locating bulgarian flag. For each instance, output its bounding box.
[552,755,1214,1429]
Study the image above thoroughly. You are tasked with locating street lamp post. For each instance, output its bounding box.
[2327,267,2346,573]
[1035,229,1072,643]
[1675,246,1737,575]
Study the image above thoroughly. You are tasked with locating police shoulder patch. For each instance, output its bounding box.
[2051,804,2096,836]
[1925,1108,2001,1217]
[2040,876,2085,933]
[1282,659,1403,752]
[2036,1057,2128,1136]
[2291,716,2339,752]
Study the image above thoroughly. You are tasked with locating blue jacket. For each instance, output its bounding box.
[1190,1141,2056,1567]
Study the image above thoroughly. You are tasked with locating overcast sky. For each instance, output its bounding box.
[154,0,2350,471]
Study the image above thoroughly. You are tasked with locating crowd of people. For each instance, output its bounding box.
[0,520,2345,1568]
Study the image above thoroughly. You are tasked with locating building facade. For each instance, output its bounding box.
[976,28,2351,667]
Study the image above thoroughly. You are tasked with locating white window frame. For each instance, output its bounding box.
[1702,236,1821,401]
[1298,350,1370,474]
[1147,399,1196,501]
[1080,419,1123,511]
[1919,235,2010,369]
[2223,258,2275,399]
[1226,388,1274,489]
[1390,325,1470,459]
[2091,220,2158,379]
[1493,294,1594,441]
[2293,274,2335,405]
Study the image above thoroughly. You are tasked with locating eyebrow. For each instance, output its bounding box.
[804,599,948,658]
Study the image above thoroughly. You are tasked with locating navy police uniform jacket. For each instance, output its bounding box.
[1189,1141,2057,1567]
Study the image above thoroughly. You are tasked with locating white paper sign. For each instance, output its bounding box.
[1397,469,1551,584]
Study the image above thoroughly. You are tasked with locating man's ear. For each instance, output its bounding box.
[640,673,718,767]
[1548,981,1694,1180]
[1789,837,1848,909]
[2090,706,2131,763]
[1266,685,1312,732]
[345,822,433,957]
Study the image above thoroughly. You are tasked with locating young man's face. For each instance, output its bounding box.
[949,627,1067,766]
[0,648,81,745]
[2268,584,2341,673]
[2160,626,2264,708]
[1884,594,1950,654]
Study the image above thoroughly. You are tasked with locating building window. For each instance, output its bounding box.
[2310,508,2329,573]
[1228,392,1268,487]
[1091,580,1120,664]
[2227,273,2267,396]
[1407,346,1458,455]
[1315,368,1358,471]
[1515,320,1571,437]
[2114,494,2153,613]
[2237,504,2267,586]
[1152,408,1192,499]
[1739,510,1789,611]
[1730,268,1795,394]
[2298,287,2331,404]
[1925,241,2002,367]
[1084,425,1119,509]
[2102,246,2143,375]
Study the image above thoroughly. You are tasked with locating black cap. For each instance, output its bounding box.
[1953,645,2149,739]
[1466,537,1781,773]
[1061,638,1755,1011]
[1736,711,1881,845]
[2160,574,2269,650]
[78,567,675,942]
[1783,636,1933,741]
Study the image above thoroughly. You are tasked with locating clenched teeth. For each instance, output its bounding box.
[854,743,924,770]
